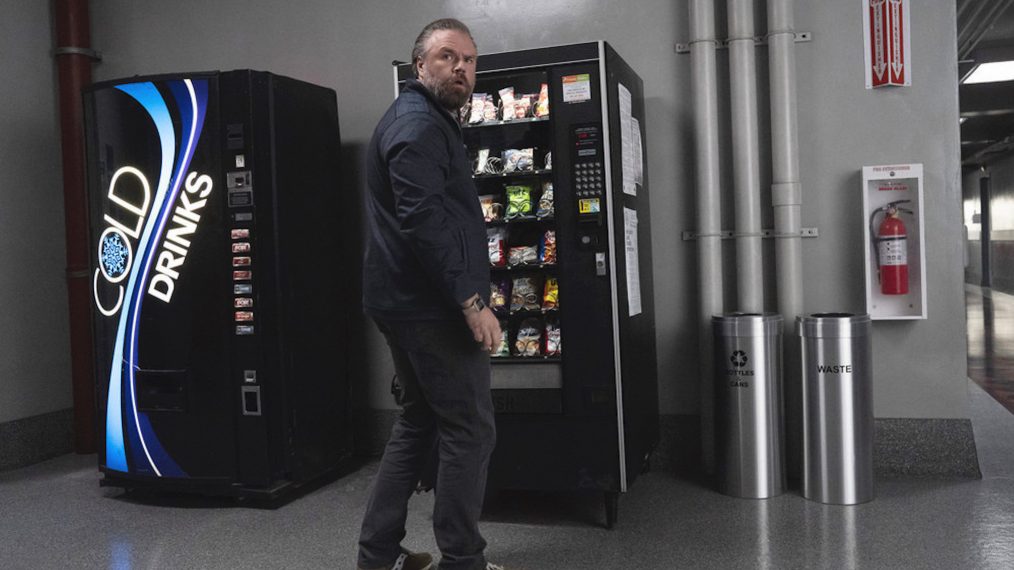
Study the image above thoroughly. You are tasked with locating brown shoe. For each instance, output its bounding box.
[358,551,433,570]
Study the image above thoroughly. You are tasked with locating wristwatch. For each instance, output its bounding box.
[464,295,486,313]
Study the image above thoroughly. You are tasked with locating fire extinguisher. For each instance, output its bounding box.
[870,200,913,295]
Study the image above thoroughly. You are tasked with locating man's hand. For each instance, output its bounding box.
[461,294,501,353]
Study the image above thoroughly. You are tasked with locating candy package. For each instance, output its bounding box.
[487,227,507,267]
[510,276,542,313]
[544,151,552,170]
[502,148,534,172]
[539,230,557,265]
[505,185,533,219]
[498,87,516,121]
[536,182,554,219]
[514,317,543,357]
[545,317,562,356]
[542,276,559,311]
[490,279,511,314]
[534,83,550,118]
[492,321,510,357]
[509,245,538,267]
[479,194,503,222]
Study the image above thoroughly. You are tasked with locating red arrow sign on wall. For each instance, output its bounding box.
[867,0,908,88]
[870,0,889,86]
[888,0,906,84]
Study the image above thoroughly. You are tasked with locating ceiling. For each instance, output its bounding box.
[959,0,1014,165]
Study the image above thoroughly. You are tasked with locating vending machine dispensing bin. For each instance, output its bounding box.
[395,42,658,527]
[713,313,785,499]
[84,70,351,500]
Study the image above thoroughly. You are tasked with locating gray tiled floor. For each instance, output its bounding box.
[2,376,1012,570]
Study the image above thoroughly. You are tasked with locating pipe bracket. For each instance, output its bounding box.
[682,227,818,241]
[675,31,811,54]
[54,46,103,62]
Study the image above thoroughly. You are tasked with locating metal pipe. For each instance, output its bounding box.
[767,0,805,479]
[53,0,96,454]
[690,0,724,474]
[957,0,994,48]
[960,0,1014,60]
[728,0,764,312]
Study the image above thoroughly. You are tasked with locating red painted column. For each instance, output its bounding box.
[54,0,96,454]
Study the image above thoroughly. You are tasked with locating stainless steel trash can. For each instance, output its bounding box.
[712,313,785,499]
[797,313,874,505]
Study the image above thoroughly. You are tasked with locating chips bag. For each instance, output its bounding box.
[514,318,543,357]
[505,185,533,219]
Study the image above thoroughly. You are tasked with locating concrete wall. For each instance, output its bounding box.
[3,1,967,432]
[0,1,73,423]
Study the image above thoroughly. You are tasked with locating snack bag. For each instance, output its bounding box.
[488,227,507,267]
[545,318,562,356]
[534,83,550,118]
[479,194,502,222]
[510,276,542,313]
[505,185,533,219]
[483,96,498,122]
[539,230,557,265]
[501,148,534,172]
[492,321,510,357]
[544,151,552,170]
[514,318,543,357]
[474,148,490,175]
[509,245,538,267]
[515,94,532,119]
[536,182,554,219]
[490,279,510,314]
[469,93,486,124]
[498,87,516,121]
[543,277,559,311]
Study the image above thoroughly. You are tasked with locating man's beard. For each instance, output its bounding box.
[422,75,471,111]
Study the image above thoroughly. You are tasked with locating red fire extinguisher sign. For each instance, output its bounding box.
[864,0,911,88]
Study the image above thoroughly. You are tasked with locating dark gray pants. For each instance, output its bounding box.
[358,318,496,570]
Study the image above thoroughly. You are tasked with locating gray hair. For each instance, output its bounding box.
[411,18,475,77]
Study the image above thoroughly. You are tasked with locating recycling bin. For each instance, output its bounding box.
[712,313,785,499]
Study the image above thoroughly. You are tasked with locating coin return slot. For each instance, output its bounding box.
[241,386,261,416]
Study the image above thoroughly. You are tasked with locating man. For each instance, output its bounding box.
[357,18,504,570]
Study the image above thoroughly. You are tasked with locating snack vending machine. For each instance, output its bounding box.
[84,70,351,499]
[396,42,658,526]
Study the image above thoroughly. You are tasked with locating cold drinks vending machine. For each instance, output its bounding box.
[84,70,351,498]
[395,42,658,526]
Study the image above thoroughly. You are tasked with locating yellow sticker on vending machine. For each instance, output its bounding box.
[578,198,600,214]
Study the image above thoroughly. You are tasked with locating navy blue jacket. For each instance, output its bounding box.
[363,80,489,320]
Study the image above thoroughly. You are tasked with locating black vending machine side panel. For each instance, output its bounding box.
[603,44,659,482]
[264,73,352,482]
[85,73,236,484]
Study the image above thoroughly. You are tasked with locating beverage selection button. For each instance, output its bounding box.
[233,256,252,267]
[231,229,250,239]
[235,297,254,308]
[233,270,252,281]
[232,242,251,253]
[235,311,254,322]
[234,284,253,294]
[236,325,255,336]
